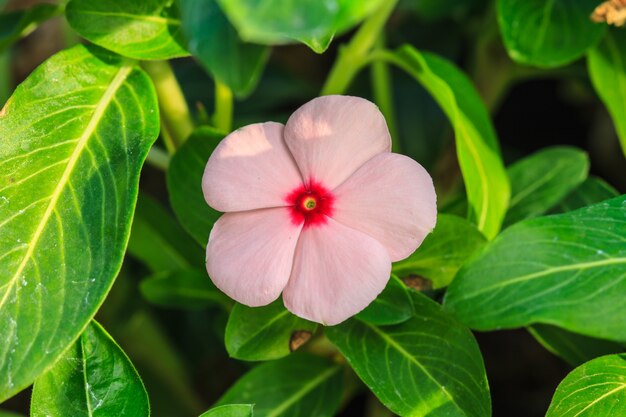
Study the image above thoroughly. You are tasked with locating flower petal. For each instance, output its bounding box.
[206,208,302,307]
[283,218,391,325]
[202,122,303,212]
[284,95,391,189]
[332,153,437,261]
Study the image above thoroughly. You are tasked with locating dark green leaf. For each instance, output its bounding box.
[0,4,62,52]
[444,195,626,342]
[140,269,230,309]
[504,146,589,226]
[225,299,317,361]
[356,275,414,325]
[0,411,23,417]
[546,354,626,416]
[588,29,626,158]
[31,321,149,417]
[498,0,605,67]
[384,46,510,239]
[167,127,224,246]
[217,353,343,417]
[550,177,619,214]
[411,0,484,20]
[66,0,189,60]
[529,324,624,366]
[200,405,254,417]
[128,193,204,272]
[179,0,269,97]
[0,44,158,401]
[392,214,486,288]
[327,292,491,417]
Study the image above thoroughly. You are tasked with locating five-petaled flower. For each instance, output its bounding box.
[202,95,437,325]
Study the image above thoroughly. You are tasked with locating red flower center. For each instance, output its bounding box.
[286,180,334,228]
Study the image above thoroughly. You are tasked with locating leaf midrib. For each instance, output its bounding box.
[233,309,290,355]
[0,64,133,311]
[76,9,181,26]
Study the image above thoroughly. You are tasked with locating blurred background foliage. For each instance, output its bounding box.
[1,0,625,416]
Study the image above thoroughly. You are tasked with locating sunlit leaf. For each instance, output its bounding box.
[0,44,159,401]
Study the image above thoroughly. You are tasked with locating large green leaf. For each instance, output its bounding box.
[31,321,149,417]
[0,44,159,401]
[0,4,62,53]
[588,29,626,158]
[225,299,317,361]
[392,214,486,288]
[444,195,626,342]
[504,146,589,227]
[215,0,385,53]
[140,269,230,309]
[200,405,254,417]
[529,324,624,366]
[179,0,269,97]
[546,354,626,416]
[127,193,204,273]
[217,353,343,417]
[167,127,224,246]
[327,292,491,417]
[497,0,605,67]
[383,46,509,239]
[356,275,414,325]
[550,177,619,214]
[66,0,189,60]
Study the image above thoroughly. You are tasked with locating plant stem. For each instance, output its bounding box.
[212,79,233,132]
[146,146,171,171]
[142,60,194,150]
[370,36,400,152]
[321,0,399,95]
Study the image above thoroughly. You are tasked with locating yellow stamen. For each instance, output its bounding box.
[303,197,316,210]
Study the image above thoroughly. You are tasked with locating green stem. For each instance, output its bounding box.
[370,36,400,152]
[142,61,194,150]
[212,79,233,132]
[321,0,399,95]
[146,146,171,171]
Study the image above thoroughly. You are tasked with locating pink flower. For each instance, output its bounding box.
[202,96,437,325]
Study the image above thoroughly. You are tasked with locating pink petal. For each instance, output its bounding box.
[206,208,302,307]
[283,218,391,325]
[284,95,391,189]
[332,153,437,261]
[202,122,303,212]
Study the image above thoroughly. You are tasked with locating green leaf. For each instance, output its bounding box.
[356,275,414,325]
[444,195,626,342]
[546,354,626,416]
[0,4,62,52]
[217,353,343,417]
[550,177,619,214]
[504,146,589,226]
[411,0,484,20]
[497,0,605,68]
[140,269,230,309]
[31,321,149,417]
[225,299,317,361]
[128,193,204,272]
[392,214,487,288]
[0,44,159,401]
[327,292,491,417]
[529,324,624,366]
[0,411,23,417]
[200,405,254,417]
[384,46,510,239]
[588,29,626,158]
[179,0,269,97]
[167,127,224,246]
[66,0,189,60]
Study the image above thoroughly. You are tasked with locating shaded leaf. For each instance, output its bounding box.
[217,353,343,417]
[225,299,317,361]
[327,291,491,417]
[31,321,149,417]
[444,195,626,342]
[66,0,189,60]
[0,4,62,53]
[392,214,486,288]
[498,0,605,67]
[200,405,254,417]
[356,275,414,325]
[550,177,619,213]
[546,354,626,416]
[140,269,230,309]
[0,44,158,401]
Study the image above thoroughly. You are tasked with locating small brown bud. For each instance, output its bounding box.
[402,275,433,292]
[289,330,312,352]
[592,0,626,27]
